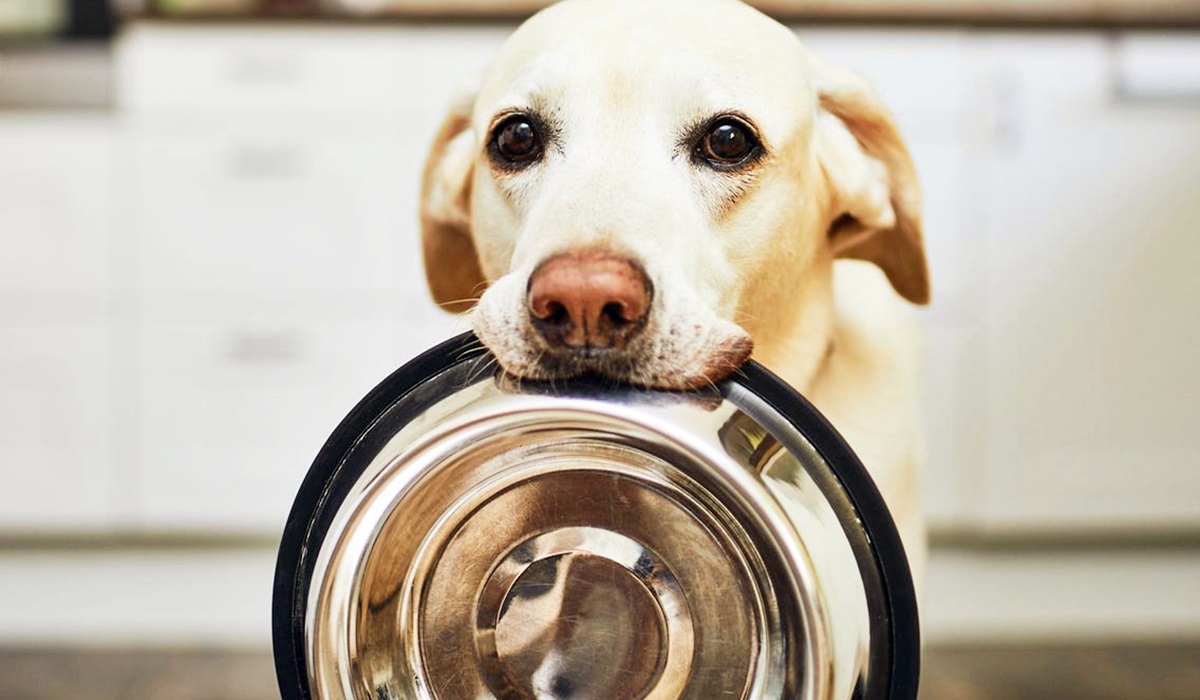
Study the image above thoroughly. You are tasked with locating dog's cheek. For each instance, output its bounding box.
[661,187,764,320]
[471,275,542,375]
[727,182,802,263]
[470,173,529,280]
[631,313,753,389]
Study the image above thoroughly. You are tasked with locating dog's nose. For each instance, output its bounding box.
[527,252,652,350]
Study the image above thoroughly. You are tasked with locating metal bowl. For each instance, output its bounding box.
[272,332,919,700]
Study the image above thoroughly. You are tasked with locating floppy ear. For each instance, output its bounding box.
[812,60,930,305]
[420,91,486,313]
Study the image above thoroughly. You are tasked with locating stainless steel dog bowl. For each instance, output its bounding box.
[273,333,919,700]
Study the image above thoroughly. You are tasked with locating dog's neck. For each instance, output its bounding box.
[741,261,836,394]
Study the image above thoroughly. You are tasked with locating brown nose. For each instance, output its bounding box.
[527,252,652,350]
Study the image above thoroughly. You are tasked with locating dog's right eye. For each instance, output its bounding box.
[692,116,763,171]
[490,115,544,165]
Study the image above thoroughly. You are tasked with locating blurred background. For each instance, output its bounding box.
[0,0,1197,698]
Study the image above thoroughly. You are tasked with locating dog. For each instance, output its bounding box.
[420,0,929,614]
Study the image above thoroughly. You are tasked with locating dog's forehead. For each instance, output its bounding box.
[475,0,816,133]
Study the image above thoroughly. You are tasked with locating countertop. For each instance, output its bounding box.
[0,44,111,109]
[267,0,1200,26]
[122,0,1200,26]
[1,0,1195,112]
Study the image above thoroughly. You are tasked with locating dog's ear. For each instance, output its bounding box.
[812,59,930,305]
[420,91,486,313]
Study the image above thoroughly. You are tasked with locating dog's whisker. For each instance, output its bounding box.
[734,310,766,326]
[451,338,486,363]
[476,355,500,382]
[435,295,484,309]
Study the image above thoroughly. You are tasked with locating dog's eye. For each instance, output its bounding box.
[696,117,761,168]
[491,115,543,164]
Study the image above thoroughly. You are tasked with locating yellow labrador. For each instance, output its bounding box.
[421,0,929,593]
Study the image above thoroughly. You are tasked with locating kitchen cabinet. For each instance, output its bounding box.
[0,117,120,531]
[3,24,1195,542]
[133,301,407,531]
[117,27,421,117]
[0,323,117,530]
[2,23,1198,647]
[969,33,1200,534]
[131,133,407,294]
[0,118,112,294]
[802,29,1200,537]
[118,24,501,533]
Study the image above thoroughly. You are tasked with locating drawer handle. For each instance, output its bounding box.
[227,145,304,179]
[227,330,305,363]
[1112,35,1200,106]
[228,53,304,85]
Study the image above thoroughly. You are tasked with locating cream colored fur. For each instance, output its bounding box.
[420,0,930,683]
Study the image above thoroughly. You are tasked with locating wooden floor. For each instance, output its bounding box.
[919,644,1200,700]
[0,644,1197,699]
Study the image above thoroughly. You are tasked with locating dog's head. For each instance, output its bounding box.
[421,0,927,390]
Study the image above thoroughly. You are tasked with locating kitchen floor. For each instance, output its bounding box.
[1,644,1197,699]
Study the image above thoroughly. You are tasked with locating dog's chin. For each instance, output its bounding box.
[474,317,754,391]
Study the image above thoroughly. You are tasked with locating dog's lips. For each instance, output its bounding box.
[513,323,754,391]
[530,344,645,381]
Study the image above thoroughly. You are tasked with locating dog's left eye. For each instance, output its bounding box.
[695,117,761,169]
[490,115,544,165]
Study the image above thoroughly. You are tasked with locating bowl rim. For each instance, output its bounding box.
[271,331,920,700]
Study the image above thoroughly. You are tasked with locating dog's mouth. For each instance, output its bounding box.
[475,313,755,392]
[529,344,661,385]
[539,336,754,390]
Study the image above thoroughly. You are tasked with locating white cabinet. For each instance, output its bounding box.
[0,117,119,532]
[4,25,1195,542]
[133,302,406,532]
[798,29,1200,536]
[118,25,498,534]
[0,118,112,293]
[117,27,421,117]
[970,33,1200,533]
[0,323,117,530]
[131,133,406,294]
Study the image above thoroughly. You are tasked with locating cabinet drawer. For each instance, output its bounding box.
[133,134,408,293]
[117,25,513,132]
[974,35,1200,533]
[0,325,117,531]
[0,117,112,293]
[134,315,408,533]
[118,25,410,116]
